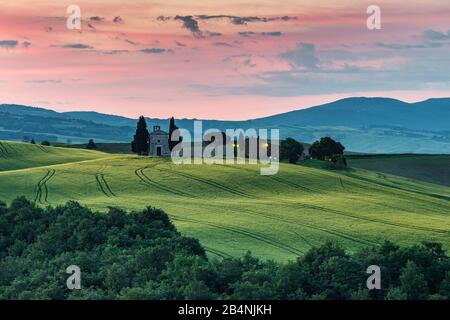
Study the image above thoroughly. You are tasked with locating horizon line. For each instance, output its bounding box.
[1,95,450,122]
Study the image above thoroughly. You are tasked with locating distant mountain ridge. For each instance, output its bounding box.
[1,97,450,153]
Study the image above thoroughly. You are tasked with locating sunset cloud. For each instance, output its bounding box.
[1,0,449,120]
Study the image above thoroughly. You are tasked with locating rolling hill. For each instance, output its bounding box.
[1,97,450,153]
[1,141,449,261]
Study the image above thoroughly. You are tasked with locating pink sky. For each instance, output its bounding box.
[1,0,449,119]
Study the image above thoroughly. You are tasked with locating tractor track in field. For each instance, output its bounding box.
[159,167,253,198]
[222,164,320,198]
[34,169,55,204]
[236,206,377,247]
[37,145,50,153]
[284,202,450,237]
[134,167,195,198]
[269,175,320,197]
[230,206,314,249]
[95,173,116,197]
[0,141,9,157]
[179,199,375,248]
[347,173,450,204]
[203,246,232,259]
[171,215,304,256]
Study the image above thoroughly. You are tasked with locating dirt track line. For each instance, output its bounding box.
[347,172,450,203]
[0,141,9,156]
[134,167,194,197]
[270,175,320,196]
[42,170,55,203]
[95,173,116,197]
[34,171,50,203]
[237,205,377,247]
[101,174,115,197]
[34,169,55,204]
[222,164,320,198]
[171,215,304,256]
[160,167,252,198]
[285,201,450,238]
[203,246,232,259]
[37,145,50,153]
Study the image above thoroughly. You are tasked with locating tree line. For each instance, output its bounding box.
[130,115,347,166]
[0,197,449,300]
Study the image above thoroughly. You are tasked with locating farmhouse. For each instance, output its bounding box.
[148,125,170,156]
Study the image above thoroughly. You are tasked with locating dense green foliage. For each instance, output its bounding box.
[131,116,149,155]
[309,137,345,160]
[280,138,304,164]
[86,139,97,150]
[0,198,449,300]
[168,117,179,151]
[0,197,205,300]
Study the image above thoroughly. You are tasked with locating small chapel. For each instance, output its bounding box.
[148,125,170,156]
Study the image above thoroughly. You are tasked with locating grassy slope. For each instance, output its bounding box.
[0,141,449,262]
[0,140,107,171]
[348,155,450,187]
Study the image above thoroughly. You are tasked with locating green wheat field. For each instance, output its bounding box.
[1,140,449,261]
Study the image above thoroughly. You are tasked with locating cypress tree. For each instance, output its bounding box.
[131,116,149,155]
[168,117,179,151]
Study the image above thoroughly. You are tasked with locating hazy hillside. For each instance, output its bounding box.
[1,97,450,153]
[253,97,450,131]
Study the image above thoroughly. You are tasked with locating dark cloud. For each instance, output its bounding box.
[174,16,202,38]
[212,42,233,47]
[90,16,103,22]
[101,50,129,55]
[158,15,295,38]
[279,43,320,69]
[262,32,282,36]
[422,29,450,41]
[60,43,93,49]
[0,40,18,48]
[140,48,168,54]
[125,39,139,46]
[205,31,223,37]
[113,16,123,24]
[238,31,282,37]
[238,32,255,37]
[156,16,171,22]
[195,15,297,25]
